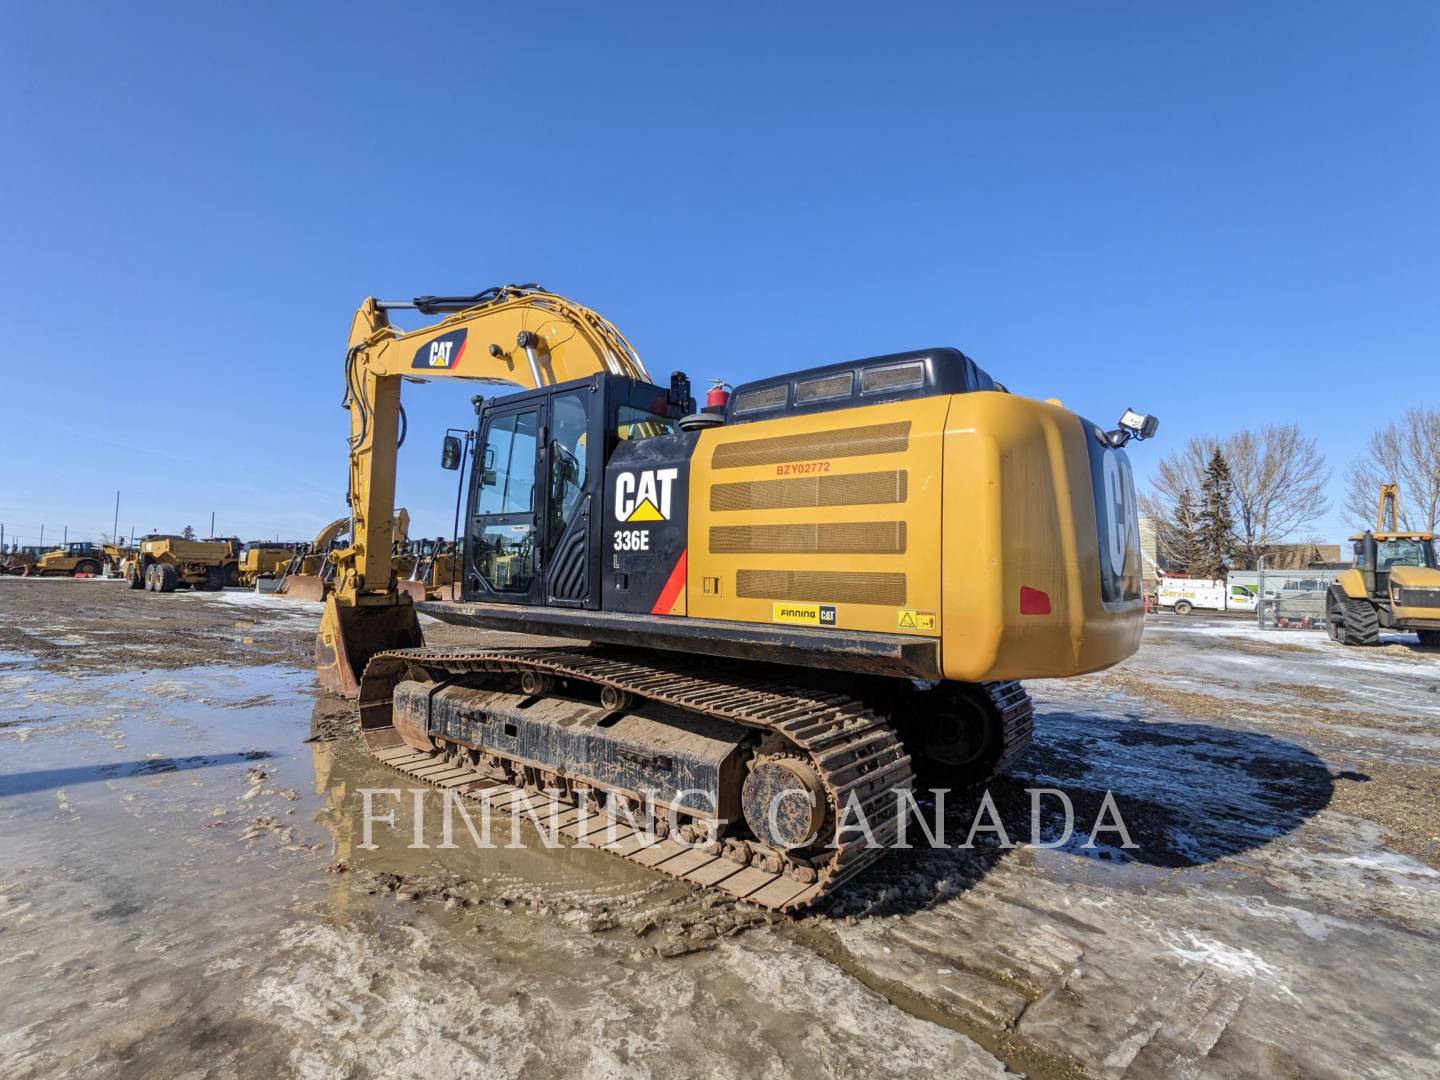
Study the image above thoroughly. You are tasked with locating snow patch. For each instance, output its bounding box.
[1164,930,1301,1003]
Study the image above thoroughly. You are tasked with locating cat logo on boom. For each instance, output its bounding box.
[410,329,468,370]
[615,468,678,522]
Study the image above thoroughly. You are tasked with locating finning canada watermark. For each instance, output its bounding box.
[354,785,1137,853]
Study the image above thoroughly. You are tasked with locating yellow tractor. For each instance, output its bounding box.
[315,284,1159,910]
[22,542,106,577]
[129,535,241,592]
[1327,483,1440,646]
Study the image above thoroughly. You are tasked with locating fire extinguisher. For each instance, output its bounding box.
[706,379,732,412]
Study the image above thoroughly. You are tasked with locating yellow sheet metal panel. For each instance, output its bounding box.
[1387,564,1440,618]
[1334,567,1367,599]
[688,398,948,636]
[940,393,1143,682]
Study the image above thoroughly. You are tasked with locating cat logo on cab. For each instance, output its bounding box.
[614,468,678,522]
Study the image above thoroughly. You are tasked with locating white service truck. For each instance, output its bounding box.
[1157,577,1259,615]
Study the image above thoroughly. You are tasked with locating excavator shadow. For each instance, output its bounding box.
[822,706,1335,919]
[0,750,273,797]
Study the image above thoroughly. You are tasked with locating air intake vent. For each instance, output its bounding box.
[710,522,907,555]
[710,470,908,512]
[736,570,906,606]
[711,422,910,470]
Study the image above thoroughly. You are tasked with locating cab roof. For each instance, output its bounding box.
[1349,532,1436,542]
[725,348,1001,424]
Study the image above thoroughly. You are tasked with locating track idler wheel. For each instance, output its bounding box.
[742,754,828,851]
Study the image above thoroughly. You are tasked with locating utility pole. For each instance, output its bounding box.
[210,511,215,537]
[113,491,120,544]
[40,524,44,548]
[64,525,68,546]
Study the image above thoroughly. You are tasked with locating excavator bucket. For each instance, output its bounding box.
[315,594,424,699]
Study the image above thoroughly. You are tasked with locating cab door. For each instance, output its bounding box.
[468,400,546,603]
[541,387,599,607]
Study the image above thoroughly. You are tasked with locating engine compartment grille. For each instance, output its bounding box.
[710,470,908,512]
[710,521,907,555]
[736,569,907,606]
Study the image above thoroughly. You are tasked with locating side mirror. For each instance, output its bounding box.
[441,435,462,471]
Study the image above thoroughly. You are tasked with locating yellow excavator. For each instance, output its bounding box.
[1327,483,1440,646]
[317,284,1157,910]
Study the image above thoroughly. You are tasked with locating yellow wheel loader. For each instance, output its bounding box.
[24,542,106,577]
[128,535,241,593]
[1327,484,1440,646]
[236,541,299,587]
[278,512,410,601]
[408,537,459,600]
[315,284,1159,911]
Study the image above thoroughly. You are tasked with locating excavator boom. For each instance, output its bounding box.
[317,285,651,695]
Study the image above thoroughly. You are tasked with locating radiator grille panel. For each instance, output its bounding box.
[710,522,907,555]
[711,422,910,469]
[736,569,907,606]
[710,470,908,512]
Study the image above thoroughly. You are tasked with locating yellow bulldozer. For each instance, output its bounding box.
[2,545,46,575]
[313,284,1158,911]
[128,535,241,592]
[1327,484,1440,646]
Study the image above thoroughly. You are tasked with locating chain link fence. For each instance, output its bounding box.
[1235,569,1344,631]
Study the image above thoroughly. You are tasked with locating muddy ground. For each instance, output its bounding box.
[2,579,1439,1078]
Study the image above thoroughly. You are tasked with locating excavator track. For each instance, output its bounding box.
[356,645,1031,912]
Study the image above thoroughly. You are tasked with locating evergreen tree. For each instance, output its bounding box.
[1197,450,1236,579]
[1173,488,1203,575]
[182,524,196,540]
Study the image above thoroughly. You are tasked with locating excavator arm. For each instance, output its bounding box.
[317,284,649,696]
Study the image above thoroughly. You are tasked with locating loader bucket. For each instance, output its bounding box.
[315,595,424,700]
[282,574,328,602]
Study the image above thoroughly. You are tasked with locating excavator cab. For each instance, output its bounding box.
[457,372,683,609]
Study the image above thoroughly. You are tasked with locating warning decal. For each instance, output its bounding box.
[897,608,936,631]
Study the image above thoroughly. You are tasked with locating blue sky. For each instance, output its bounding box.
[2,2,1435,547]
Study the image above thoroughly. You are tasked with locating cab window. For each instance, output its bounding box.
[616,405,677,441]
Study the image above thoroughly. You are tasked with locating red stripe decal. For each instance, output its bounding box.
[651,550,687,615]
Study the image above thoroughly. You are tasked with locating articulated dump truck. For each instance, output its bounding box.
[129,535,240,592]
[316,285,1158,911]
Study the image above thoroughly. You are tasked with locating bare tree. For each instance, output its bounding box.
[1145,424,1329,570]
[1344,408,1440,532]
